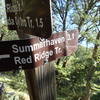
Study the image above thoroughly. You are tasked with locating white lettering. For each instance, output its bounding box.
[14,56,32,65]
[6,1,23,13]
[26,17,34,28]
[34,50,53,62]
[7,17,15,25]
[12,37,66,53]
[14,57,21,64]
[55,47,62,54]
[12,45,18,53]
[34,54,40,62]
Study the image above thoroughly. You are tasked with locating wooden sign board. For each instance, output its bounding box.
[0,30,78,71]
[5,0,52,38]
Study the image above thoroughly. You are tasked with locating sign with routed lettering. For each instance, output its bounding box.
[0,30,78,71]
[5,0,52,38]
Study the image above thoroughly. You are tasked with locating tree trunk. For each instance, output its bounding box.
[81,81,91,100]
[81,96,90,100]
[0,95,2,100]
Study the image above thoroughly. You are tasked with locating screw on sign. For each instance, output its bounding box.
[5,0,52,38]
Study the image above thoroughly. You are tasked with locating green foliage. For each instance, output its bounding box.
[91,92,100,100]
[56,46,100,100]
[0,71,29,99]
[0,25,19,41]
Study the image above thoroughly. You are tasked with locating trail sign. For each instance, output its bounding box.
[0,30,78,71]
[5,0,52,38]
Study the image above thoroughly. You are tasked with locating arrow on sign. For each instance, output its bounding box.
[0,54,10,59]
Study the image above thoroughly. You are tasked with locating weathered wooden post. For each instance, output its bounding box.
[15,0,56,99]
[24,64,56,100]
[27,63,56,100]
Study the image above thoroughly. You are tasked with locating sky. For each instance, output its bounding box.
[0,0,6,24]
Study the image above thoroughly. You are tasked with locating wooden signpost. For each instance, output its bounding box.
[2,0,79,100]
[5,0,52,38]
[0,30,78,71]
